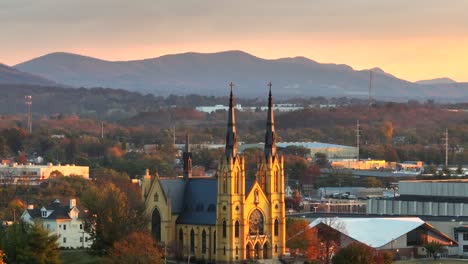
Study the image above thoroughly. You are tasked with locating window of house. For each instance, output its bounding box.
[80,237,83,243]
[42,211,47,217]
[85,237,88,243]
[464,245,468,252]
[235,221,239,238]
[275,245,278,253]
[63,224,66,230]
[463,233,468,241]
[455,232,459,241]
[223,246,226,255]
[79,224,83,230]
[63,237,67,243]
[154,193,158,202]
[236,246,238,255]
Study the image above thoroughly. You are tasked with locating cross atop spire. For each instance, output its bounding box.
[264,82,276,158]
[225,82,238,159]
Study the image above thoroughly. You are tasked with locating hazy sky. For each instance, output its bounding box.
[2,0,468,82]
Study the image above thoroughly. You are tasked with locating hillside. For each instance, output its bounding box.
[15,51,468,100]
[0,63,57,86]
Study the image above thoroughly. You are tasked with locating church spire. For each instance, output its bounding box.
[264,82,276,157]
[183,133,192,179]
[225,82,238,159]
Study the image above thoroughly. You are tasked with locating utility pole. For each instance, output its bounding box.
[356,120,361,161]
[101,121,104,139]
[25,95,32,133]
[443,129,449,167]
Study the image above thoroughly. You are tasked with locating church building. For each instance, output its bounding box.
[141,83,286,263]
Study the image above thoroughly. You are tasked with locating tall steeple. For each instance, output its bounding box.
[264,81,276,157]
[183,133,192,179]
[225,82,238,159]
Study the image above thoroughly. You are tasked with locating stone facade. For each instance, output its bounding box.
[142,85,286,263]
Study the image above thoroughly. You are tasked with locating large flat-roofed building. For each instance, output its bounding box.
[0,163,89,185]
[367,180,468,217]
[366,179,468,256]
[240,142,357,159]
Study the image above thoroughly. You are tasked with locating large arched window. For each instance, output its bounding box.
[248,209,264,235]
[274,170,278,192]
[222,220,227,238]
[274,219,279,237]
[234,174,239,194]
[190,229,195,254]
[223,173,227,193]
[213,231,216,253]
[202,230,207,254]
[179,229,184,245]
[151,208,161,241]
[235,221,240,238]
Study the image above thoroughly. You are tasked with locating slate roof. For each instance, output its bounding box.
[26,199,81,220]
[176,178,218,225]
[160,176,256,225]
[160,179,187,214]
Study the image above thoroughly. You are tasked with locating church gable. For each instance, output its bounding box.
[245,181,270,209]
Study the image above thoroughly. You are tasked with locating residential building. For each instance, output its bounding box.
[21,198,92,249]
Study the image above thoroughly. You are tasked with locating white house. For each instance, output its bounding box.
[21,198,92,249]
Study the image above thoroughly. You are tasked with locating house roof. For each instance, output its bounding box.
[309,217,427,248]
[25,199,81,220]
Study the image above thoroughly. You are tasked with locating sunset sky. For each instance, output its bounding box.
[2,0,468,82]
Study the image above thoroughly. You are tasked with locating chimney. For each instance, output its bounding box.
[69,199,76,208]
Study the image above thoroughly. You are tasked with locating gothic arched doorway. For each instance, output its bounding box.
[254,242,260,259]
[151,208,161,241]
[263,242,268,259]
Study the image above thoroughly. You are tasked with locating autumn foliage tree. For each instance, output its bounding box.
[332,243,392,264]
[286,218,317,260]
[82,182,147,255]
[103,231,163,264]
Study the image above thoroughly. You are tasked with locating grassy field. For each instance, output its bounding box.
[396,259,468,264]
[59,250,101,264]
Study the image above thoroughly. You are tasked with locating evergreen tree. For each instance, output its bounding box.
[0,221,60,264]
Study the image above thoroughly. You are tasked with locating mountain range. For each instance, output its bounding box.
[0,63,57,86]
[2,50,468,100]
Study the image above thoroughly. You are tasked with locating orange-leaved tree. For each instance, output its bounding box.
[286,218,317,260]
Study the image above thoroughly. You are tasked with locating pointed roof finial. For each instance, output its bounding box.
[225,82,238,159]
[264,82,276,158]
